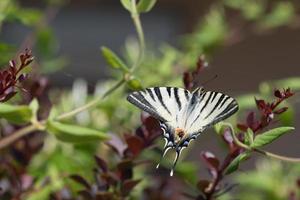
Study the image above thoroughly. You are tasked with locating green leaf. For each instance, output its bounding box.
[274,77,300,90]
[137,0,157,13]
[120,0,131,11]
[259,2,295,29]
[251,127,294,148]
[101,46,129,72]
[127,78,143,90]
[224,153,249,175]
[0,103,32,124]
[46,121,109,143]
[29,99,39,116]
[245,128,254,145]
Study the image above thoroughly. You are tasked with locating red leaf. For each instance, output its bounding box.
[197,180,211,193]
[124,134,144,157]
[237,123,248,132]
[274,107,288,114]
[70,175,91,189]
[201,151,220,170]
[121,179,141,196]
[117,159,133,181]
[94,155,108,172]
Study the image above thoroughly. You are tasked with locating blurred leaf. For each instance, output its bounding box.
[224,153,249,175]
[0,43,15,66]
[94,155,108,172]
[120,0,131,12]
[18,9,42,25]
[36,28,58,58]
[41,57,68,74]
[46,120,109,143]
[137,0,157,13]
[0,103,32,124]
[101,46,129,72]
[127,77,143,90]
[251,127,294,148]
[259,2,295,29]
[259,82,271,96]
[201,151,220,170]
[121,179,141,196]
[29,98,39,115]
[245,128,254,145]
[279,105,294,126]
[124,134,144,157]
[274,77,300,90]
[176,162,198,185]
[197,180,210,193]
[224,0,265,20]
[70,175,91,189]
[236,94,258,110]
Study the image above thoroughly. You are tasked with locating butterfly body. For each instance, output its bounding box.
[127,87,238,176]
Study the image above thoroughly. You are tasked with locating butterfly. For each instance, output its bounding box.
[127,87,239,176]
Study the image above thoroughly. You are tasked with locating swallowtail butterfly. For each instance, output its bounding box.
[127,87,238,176]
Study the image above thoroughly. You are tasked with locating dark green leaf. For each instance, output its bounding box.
[46,121,109,143]
[101,46,129,72]
[251,127,294,148]
[0,103,32,124]
[137,0,157,13]
[224,153,249,175]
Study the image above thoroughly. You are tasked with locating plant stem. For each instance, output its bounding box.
[0,79,125,150]
[130,0,145,72]
[221,122,300,163]
[0,124,38,150]
[56,79,125,121]
[254,148,300,162]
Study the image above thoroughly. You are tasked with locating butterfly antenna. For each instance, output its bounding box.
[170,150,180,176]
[156,146,171,169]
[201,74,218,87]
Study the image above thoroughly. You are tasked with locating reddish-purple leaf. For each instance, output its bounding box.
[105,134,127,156]
[95,191,114,200]
[197,180,211,193]
[121,179,141,196]
[237,123,248,132]
[117,159,133,181]
[274,89,283,98]
[94,155,108,172]
[201,151,220,170]
[70,175,91,189]
[124,134,144,157]
[274,107,288,114]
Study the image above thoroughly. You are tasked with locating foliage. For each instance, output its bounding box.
[0,0,300,200]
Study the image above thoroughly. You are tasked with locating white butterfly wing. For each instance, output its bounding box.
[127,87,191,123]
[186,90,239,134]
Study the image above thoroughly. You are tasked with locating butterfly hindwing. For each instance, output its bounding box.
[127,87,191,122]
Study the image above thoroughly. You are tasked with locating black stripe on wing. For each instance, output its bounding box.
[127,90,165,121]
[203,92,239,126]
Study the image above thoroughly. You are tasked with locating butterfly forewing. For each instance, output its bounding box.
[127,87,191,122]
[186,91,239,134]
